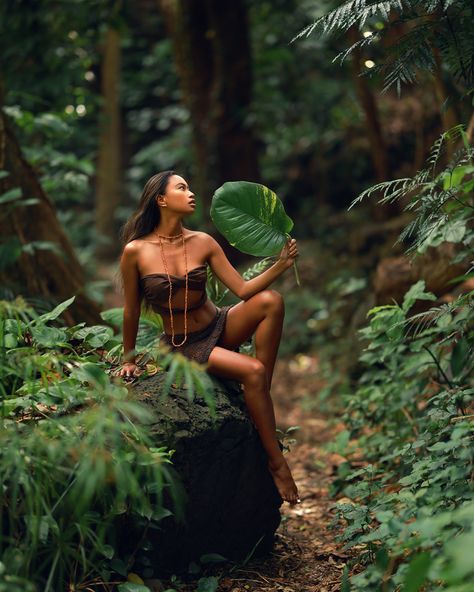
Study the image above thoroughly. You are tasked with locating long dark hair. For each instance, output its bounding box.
[114,170,176,307]
[119,170,175,248]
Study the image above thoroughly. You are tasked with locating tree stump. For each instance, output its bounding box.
[121,372,282,576]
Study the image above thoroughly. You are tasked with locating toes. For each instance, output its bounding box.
[288,493,301,506]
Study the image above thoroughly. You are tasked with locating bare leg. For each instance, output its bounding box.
[207,293,300,505]
[207,346,299,504]
[217,289,285,389]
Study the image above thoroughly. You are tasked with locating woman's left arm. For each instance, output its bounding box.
[206,235,298,300]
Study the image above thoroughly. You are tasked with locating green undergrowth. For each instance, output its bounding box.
[0,295,221,591]
[327,129,474,591]
[332,281,473,591]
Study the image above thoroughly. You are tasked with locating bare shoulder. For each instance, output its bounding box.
[121,239,143,265]
[185,230,218,262]
[185,229,215,248]
[188,230,217,246]
[185,229,209,239]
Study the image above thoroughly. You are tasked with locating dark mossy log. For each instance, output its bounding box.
[117,372,282,576]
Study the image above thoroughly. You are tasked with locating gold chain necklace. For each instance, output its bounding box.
[157,232,188,347]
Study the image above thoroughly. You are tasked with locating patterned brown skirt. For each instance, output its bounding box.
[159,305,235,364]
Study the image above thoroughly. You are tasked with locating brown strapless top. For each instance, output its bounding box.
[139,264,209,314]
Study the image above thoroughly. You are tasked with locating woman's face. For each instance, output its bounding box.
[159,174,196,214]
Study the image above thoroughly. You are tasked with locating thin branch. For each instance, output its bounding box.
[422,345,453,388]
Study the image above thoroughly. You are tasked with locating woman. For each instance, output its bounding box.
[116,170,301,506]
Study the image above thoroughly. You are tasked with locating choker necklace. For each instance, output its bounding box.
[157,232,188,347]
[153,230,183,241]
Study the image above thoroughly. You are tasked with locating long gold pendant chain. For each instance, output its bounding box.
[158,233,188,346]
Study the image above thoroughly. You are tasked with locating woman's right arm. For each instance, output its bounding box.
[116,242,143,377]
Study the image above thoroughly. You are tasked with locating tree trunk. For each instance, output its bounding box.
[205,0,260,186]
[348,27,399,220]
[432,47,460,158]
[157,0,260,210]
[0,78,103,326]
[348,26,389,184]
[95,23,122,260]
[467,111,474,144]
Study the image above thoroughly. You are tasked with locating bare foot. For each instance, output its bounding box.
[268,456,301,505]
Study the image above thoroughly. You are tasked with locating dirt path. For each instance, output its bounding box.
[213,355,351,592]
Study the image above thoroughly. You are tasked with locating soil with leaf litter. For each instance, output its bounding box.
[151,353,355,592]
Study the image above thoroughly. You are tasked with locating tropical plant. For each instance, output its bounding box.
[294,0,474,94]
[206,256,275,306]
[0,294,218,590]
[327,128,473,590]
[210,180,300,284]
[350,124,474,256]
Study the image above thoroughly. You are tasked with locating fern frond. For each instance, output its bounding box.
[207,257,274,305]
[427,124,466,171]
[294,0,474,92]
[404,292,473,339]
[242,256,274,280]
[333,33,381,65]
[382,36,436,93]
[292,0,409,42]
[350,125,473,258]
[290,21,319,43]
[436,7,474,85]
[348,173,429,209]
[322,1,408,35]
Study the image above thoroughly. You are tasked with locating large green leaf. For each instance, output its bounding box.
[210,181,293,257]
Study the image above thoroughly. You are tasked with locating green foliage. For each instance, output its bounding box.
[211,181,294,257]
[211,181,299,285]
[328,131,474,590]
[250,0,368,211]
[0,295,219,590]
[295,0,474,94]
[206,256,275,306]
[351,125,474,259]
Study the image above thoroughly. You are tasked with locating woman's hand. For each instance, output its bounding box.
[278,238,298,269]
[115,362,140,379]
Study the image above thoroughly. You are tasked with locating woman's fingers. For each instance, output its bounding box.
[280,238,298,263]
[287,238,298,258]
[115,365,138,378]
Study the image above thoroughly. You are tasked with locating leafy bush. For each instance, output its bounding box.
[0,295,217,590]
[329,130,473,590]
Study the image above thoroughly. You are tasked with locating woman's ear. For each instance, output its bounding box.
[156,194,167,208]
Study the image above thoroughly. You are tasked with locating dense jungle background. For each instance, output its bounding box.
[1,0,473,591]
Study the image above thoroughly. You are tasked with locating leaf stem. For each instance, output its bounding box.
[293,261,301,286]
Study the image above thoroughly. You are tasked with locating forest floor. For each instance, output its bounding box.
[152,353,356,592]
